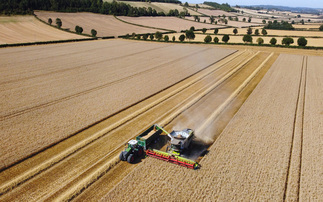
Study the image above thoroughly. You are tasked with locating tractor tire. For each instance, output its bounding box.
[119,151,125,161]
[127,154,135,163]
[137,147,144,157]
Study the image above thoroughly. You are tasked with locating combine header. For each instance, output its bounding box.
[119,124,199,169]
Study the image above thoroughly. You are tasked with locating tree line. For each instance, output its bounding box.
[0,0,188,16]
[121,0,181,4]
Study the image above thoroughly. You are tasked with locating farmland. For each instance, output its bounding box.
[117,16,224,32]
[1,3,323,201]
[35,11,163,37]
[117,1,201,16]
[103,54,323,201]
[1,40,283,201]
[164,32,323,47]
[0,16,88,45]
[0,39,236,170]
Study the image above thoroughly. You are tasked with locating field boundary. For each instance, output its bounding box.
[125,38,323,50]
[0,38,98,49]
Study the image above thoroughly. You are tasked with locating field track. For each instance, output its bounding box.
[0,45,279,201]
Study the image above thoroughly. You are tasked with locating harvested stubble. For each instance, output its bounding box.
[0,16,87,45]
[0,40,236,170]
[198,9,237,17]
[0,45,237,200]
[34,11,163,37]
[104,54,315,200]
[117,16,223,32]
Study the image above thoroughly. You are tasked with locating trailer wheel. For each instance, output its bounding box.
[137,147,144,157]
[127,154,135,163]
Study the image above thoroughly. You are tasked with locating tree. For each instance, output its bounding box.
[75,25,83,34]
[202,28,207,34]
[214,37,219,43]
[247,27,252,35]
[179,34,185,42]
[164,35,169,42]
[190,26,195,31]
[56,18,62,28]
[257,38,264,45]
[204,35,212,43]
[136,35,141,40]
[193,15,199,22]
[270,37,277,45]
[262,19,266,24]
[300,19,305,25]
[91,29,97,37]
[155,31,163,41]
[224,19,228,24]
[233,28,238,35]
[248,17,251,22]
[254,29,259,36]
[243,18,246,22]
[143,34,148,40]
[222,34,230,43]
[209,16,215,24]
[319,25,323,31]
[214,28,219,34]
[297,37,307,46]
[185,29,195,40]
[150,34,154,40]
[48,18,52,25]
[172,36,176,42]
[262,28,267,35]
[282,37,294,46]
[184,2,189,7]
[243,34,253,43]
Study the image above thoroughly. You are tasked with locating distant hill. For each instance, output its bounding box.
[204,1,237,12]
[238,5,322,15]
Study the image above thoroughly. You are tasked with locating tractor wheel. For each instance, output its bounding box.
[137,147,144,157]
[119,151,125,161]
[127,154,135,163]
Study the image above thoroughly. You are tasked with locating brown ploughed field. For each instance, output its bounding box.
[0,16,87,45]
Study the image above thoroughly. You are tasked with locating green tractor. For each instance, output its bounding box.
[119,140,144,163]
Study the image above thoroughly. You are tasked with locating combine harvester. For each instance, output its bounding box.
[119,124,199,169]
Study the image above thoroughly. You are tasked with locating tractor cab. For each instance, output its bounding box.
[120,139,144,163]
[127,140,138,149]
